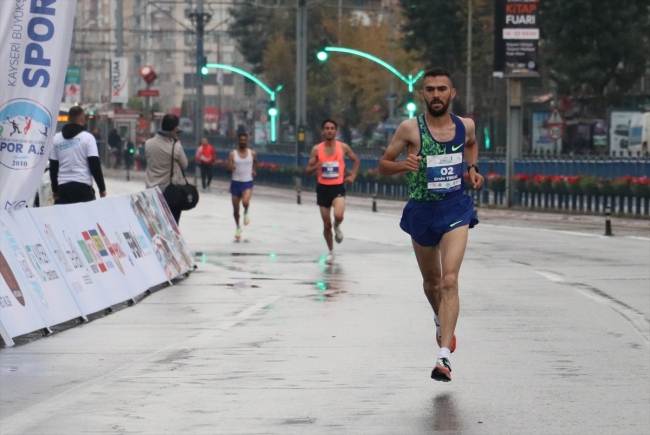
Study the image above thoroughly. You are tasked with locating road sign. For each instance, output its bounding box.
[138,89,160,97]
[546,108,565,126]
[547,125,563,141]
[138,65,158,84]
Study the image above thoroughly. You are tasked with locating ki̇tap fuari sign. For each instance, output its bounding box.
[494,0,541,78]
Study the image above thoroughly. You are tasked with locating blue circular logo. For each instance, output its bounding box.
[0,98,53,170]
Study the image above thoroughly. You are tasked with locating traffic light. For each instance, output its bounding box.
[406,100,417,118]
[267,102,278,117]
[268,102,278,142]
[200,56,208,75]
[484,126,491,150]
[316,39,328,62]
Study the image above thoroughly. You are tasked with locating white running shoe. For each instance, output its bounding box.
[334,224,344,243]
[325,252,335,265]
[431,356,452,382]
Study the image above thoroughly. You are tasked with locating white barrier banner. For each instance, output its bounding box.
[0,210,83,332]
[147,188,196,270]
[0,253,47,341]
[0,0,78,211]
[102,195,169,288]
[0,189,195,344]
[130,189,194,278]
[27,205,134,312]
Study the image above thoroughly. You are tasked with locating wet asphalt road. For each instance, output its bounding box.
[1,177,648,435]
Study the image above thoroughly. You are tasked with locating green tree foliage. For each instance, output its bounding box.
[399,0,466,70]
[227,2,278,74]
[540,0,650,107]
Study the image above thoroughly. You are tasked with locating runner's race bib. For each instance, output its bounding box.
[321,161,340,179]
[427,153,463,193]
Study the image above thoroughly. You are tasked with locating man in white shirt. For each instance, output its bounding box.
[49,106,107,204]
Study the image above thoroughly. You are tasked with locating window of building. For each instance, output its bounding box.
[244,78,255,96]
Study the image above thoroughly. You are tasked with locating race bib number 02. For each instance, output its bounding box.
[427,153,463,193]
[321,161,340,179]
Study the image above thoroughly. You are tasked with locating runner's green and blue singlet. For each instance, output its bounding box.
[406,114,466,202]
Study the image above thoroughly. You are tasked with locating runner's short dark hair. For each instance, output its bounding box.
[68,106,84,123]
[238,132,248,138]
[161,114,180,132]
[423,68,453,87]
[322,118,337,129]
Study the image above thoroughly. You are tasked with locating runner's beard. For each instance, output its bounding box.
[426,98,450,117]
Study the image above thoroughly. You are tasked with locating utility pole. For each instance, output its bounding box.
[189,0,211,147]
[466,0,473,115]
[388,6,395,121]
[116,0,123,58]
[115,0,124,114]
[505,79,522,206]
[338,0,342,45]
[296,0,307,166]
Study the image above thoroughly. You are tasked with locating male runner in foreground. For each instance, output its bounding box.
[228,133,257,239]
[306,119,360,264]
[378,68,484,381]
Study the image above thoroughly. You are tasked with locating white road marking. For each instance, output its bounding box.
[535,271,649,346]
[483,223,650,240]
[0,296,280,435]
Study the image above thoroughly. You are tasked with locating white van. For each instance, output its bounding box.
[628,112,650,154]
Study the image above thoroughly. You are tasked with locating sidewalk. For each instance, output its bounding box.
[103,167,649,234]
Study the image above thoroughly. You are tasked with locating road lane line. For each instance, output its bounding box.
[0,296,280,435]
[535,271,649,346]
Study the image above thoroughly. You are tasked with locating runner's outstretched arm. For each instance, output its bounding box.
[227,151,235,172]
[305,145,321,174]
[378,121,420,175]
[252,150,258,177]
[461,118,484,190]
[343,143,360,183]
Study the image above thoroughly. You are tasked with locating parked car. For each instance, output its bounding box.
[29,162,54,208]
[614,123,629,149]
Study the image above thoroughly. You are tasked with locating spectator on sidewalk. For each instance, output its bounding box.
[196,137,216,191]
[108,128,122,168]
[145,114,188,223]
[123,135,135,170]
[49,106,107,204]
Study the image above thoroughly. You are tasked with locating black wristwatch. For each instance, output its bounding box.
[467,164,479,174]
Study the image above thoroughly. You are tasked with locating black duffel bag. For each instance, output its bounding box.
[163,139,199,211]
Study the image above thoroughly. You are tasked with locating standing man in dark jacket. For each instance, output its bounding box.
[108,128,122,168]
[49,106,107,204]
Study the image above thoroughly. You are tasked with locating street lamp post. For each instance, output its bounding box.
[317,46,424,118]
[205,64,282,142]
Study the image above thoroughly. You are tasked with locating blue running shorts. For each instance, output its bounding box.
[400,194,479,247]
[230,180,254,197]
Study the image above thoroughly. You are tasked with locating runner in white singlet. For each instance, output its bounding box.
[227,133,258,239]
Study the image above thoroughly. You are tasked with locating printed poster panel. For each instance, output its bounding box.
[0,211,82,330]
[111,58,129,104]
[609,111,637,154]
[531,111,553,153]
[54,202,141,301]
[102,195,169,288]
[494,0,540,78]
[593,119,608,147]
[89,199,153,296]
[149,188,195,270]
[0,0,78,211]
[128,188,193,279]
[27,206,129,313]
[254,122,271,146]
[0,255,47,341]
